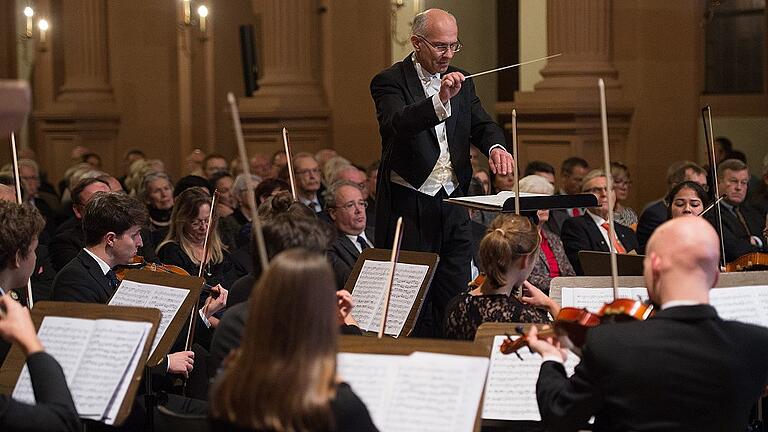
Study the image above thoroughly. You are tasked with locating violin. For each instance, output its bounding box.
[113,255,190,281]
[724,252,768,272]
[500,298,654,356]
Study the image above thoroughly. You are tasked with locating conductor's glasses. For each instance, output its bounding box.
[416,35,463,54]
[334,200,368,212]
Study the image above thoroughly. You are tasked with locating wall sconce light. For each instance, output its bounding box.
[197,5,209,40]
[23,6,34,39]
[37,18,49,51]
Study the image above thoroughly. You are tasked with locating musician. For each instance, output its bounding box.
[51,192,198,378]
[325,180,374,290]
[293,153,325,213]
[371,8,513,336]
[0,296,80,432]
[157,186,245,328]
[518,175,575,294]
[528,217,768,432]
[666,181,709,219]
[210,249,376,431]
[560,170,639,275]
[636,161,707,252]
[705,158,767,262]
[443,214,558,341]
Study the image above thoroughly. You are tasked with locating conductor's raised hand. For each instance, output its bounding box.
[439,72,465,104]
[168,350,195,378]
[526,325,568,362]
[489,147,515,176]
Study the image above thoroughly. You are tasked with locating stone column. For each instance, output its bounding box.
[58,0,114,102]
[238,0,330,154]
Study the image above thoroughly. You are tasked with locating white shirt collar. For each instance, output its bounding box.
[412,53,439,84]
[345,232,370,252]
[587,210,607,226]
[83,248,112,275]
[661,300,706,310]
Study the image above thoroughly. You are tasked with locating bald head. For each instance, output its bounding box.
[644,217,720,304]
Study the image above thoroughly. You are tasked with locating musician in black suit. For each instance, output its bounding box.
[560,170,639,275]
[52,192,196,378]
[325,180,374,290]
[370,9,513,336]
[705,158,767,262]
[528,217,768,432]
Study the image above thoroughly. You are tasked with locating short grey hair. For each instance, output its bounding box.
[411,9,456,36]
[518,175,555,195]
[324,180,363,210]
[233,173,261,195]
[141,171,173,202]
[580,169,607,192]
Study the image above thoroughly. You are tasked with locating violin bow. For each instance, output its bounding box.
[378,216,404,339]
[282,127,298,202]
[227,93,269,271]
[184,188,218,353]
[10,132,34,309]
[511,108,524,301]
[598,79,620,298]
[701,106,727,269]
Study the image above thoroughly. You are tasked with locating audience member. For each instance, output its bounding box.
[142,172,175,246]
[293,153,324,213]
[491,170,516,193]
[611,161,638,229]
[270,150,287,178]
[249,153,272,179]
[558,157,590,217]
[325,180,374,290]
[315,148,339,171]
[202,153,229,179]
[210,171,237,218]
[525,160,556,186]
[560,170,638,275]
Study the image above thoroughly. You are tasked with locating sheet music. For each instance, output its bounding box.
[103,323,150,424]
[482,335,580,421]
[109,279,188,355]
[13,317,94,404]
[338,352,488,432]
[559,287,648,312]
[350,260,429,337]
[13,317,152,422]
[710,285,768,328]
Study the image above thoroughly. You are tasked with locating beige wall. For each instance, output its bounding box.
[519,0,546,92]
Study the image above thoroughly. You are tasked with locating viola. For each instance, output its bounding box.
[500,298,654,356]
[724,252,768,272]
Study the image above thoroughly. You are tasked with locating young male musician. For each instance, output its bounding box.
[0,200,80,431]
[528,217,768,431]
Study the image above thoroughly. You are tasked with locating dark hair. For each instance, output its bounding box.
[81,152,101,165]
[479,214,541,289]
[71,178,110,207]
[82,192,148,246]
[665,181,709,219]
[262,213,331,261]
[524,161,555,177]
[468,177,485,196]
[174,175,211,198]
[209,171,234,190]
[561,157,589,175]
[0,202,45,272]
[728,150,747,164]
[253,178,290,206]
[715,137,733,154]
[203,153,228,172]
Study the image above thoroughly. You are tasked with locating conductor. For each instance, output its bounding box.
[371,8,513,336]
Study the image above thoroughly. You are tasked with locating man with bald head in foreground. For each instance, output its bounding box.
[371,8,513,336]
[528,217,768,432]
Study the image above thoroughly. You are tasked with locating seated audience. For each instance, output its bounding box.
[558,157,590,216]
[249,153,272,179]
[254,177,290,207]
[270,150,287,178]
[611,161,638,229]
[210,171,237,218]
[203,153,229,180]
[326,180,374,290]
[209,249,377,432]
[219,173,261,250]
[636,161,707,252]
[704,159,766,262]
[518,175,575,294]
[666,181,709,219]
[491,170,516,193]
[293,153,324,213]
[528,217,768,432]
[443,214,558,341]
[472,168,491,195]
[142,171,174,246]
[560,169,639,275]
[524,160,556,186]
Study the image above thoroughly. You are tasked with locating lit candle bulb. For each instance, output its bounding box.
[197,5,208,35]
[38,18,48,43]
[183,0,191,25]
[23,7,34,38]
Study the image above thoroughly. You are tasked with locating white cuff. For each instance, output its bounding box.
[431,93,451,121]
[488,144,508,157]
[198,308,212,328]
[542,354,565,364]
